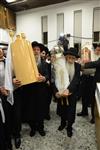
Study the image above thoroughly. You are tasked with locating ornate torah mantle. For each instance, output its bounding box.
[51,45,70,105]
[11,33,39,86]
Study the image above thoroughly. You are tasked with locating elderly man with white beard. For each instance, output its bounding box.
[51,47,81,137]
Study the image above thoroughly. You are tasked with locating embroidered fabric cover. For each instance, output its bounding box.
[11,33,39,85]
[81,43,92,63]
[51,45,70,94]
[81,47,91,63]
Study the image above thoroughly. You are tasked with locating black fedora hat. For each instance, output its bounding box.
[63,47,79,58]
[31,42,45,52]
[31,41,39,48]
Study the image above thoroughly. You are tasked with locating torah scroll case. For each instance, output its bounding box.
[51,45,70,95]
[10,33,39,86]
[81,42,92,63]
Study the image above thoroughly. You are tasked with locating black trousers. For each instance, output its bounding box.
[22,82,47,131]
[0,95,12,150]
[0,112,6,150]
[81,75,95,117]
[57,95,77,127]
[29,120,44,131]
[13,88,22,138]
[45,85,52,116]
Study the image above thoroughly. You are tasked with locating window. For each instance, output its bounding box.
[74,10,82,52]
[94,32,100,42]
[93,7,100,43]
[74,10,82,44]
[41,16,48,45]
[57,13,64,38]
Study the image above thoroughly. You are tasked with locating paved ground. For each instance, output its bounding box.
[13,101,97,150]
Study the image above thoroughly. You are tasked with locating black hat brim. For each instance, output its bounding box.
[63,51,79,58]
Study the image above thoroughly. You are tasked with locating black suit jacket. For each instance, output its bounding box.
[67,63,81,94]
[85,58,100,82]
[37,58,49,82]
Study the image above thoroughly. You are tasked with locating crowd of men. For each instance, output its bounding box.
[0,42,100,150]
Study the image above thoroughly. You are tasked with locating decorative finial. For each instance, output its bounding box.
[9,30,15,42]
[21,33,26,39]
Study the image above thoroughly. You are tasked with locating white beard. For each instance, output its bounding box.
[66,62,75,82]
[53,55,70,94]
[35,55,41,65]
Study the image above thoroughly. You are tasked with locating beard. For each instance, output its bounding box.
[35,55,41,65]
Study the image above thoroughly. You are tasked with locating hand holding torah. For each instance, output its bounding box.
[55,89,72,98]
[0,87,9,96]
[37,74,46,82]
[61,89,72,97]
[55,92,61,98]
[13,78,21,87]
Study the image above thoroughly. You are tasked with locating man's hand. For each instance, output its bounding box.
[0,87,9,96]
[13,78,21,87]
[61,89,71,97]
[37,74,46,82]
[55,92,61,98]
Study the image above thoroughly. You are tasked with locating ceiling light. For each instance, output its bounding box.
[9,0,27,5]
[60,33,64,37]
[6,0,17,3]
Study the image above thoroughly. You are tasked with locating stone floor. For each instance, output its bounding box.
[13,101,97,150]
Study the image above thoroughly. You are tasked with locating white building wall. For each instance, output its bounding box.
[0,28,9,43]
[15,0,100,49]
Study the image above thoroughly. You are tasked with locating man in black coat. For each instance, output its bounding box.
[12,42,49,149]
[24,42,49,137]
[40,46,52,120]
[84,45,100,83]
[83,45,100,123]
[0,48,12,150]
[51,47,81,137]
[84,58,100,82]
